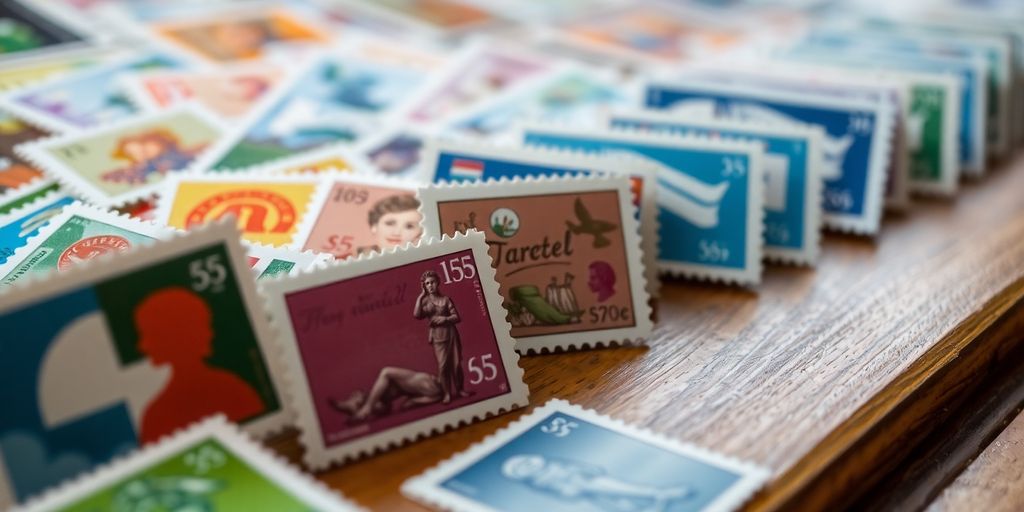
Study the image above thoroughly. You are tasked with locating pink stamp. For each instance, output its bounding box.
[263,231,528,468]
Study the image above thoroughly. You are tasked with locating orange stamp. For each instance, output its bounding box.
[155,175,322,247]
[292,175,421,259]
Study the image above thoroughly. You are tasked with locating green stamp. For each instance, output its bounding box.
[0,179,59,216]
[0,202,172,286]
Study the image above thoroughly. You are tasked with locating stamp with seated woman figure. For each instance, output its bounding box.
[262,230,528,469]
[419,175,652,353]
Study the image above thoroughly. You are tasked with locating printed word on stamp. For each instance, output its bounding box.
[418,140,660,296]
[523,124,765,285]
[155,175,321,247]
[0,220,289,507]
[403,399,770,512]
[419,176,653,352]
[15,416,362,512]
[262,231,528,468]
[291,175,422,260]
[14,106,224,207]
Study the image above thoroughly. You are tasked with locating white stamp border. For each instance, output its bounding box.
[13,104,227,208]
[13,415,363,512]
[0,177,58,211]
[152,172,327,242]
[244,240,330,278]
[604,109,825,266]
[417,138,661,296]
[0,219,296,506]
[261,230,529,470]
[519,122,766,286]
[0,188,69,233]
[643,76,894,235]
[418,174,653,353]
[402,398,771,512]
[289,172,421,254]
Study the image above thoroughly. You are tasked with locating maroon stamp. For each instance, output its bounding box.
[263,230,527,468]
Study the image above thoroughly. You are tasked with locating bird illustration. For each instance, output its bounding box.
[565,197,617,248]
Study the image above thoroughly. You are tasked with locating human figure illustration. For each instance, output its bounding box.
[502,455,693,512]
[356,194,422,255]
[136,287,264,444]
[413,270,469,404]
[103,129,205,184]
[588,261,617,302]
[329,366,443,422]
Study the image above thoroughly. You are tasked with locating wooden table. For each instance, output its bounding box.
[270,153,1024,511]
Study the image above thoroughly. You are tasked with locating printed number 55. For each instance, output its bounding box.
[190,254,227,292]
[468,354,497,384]
[541,417,579,437]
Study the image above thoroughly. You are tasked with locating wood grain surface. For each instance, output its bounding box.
[268,154,1024,511]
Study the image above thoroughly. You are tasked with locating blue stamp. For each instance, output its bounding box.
[608,110,824,266]
[418,140,661,295]
[644,78,894,234]
[522,125,764,285]
[0,191,73,265]
[403,400,769,512]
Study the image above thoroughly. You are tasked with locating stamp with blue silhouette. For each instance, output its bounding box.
[606,109,824,266]
[642,76,895,235]
[403,399,769,512]
[0,219,288,507]
[521,124,764,285]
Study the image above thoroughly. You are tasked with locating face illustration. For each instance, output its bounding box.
[372,209,421,248]
[122,139,168,163]
[135,289,213,366]
[211,22,268,57]
[423,275,438,294]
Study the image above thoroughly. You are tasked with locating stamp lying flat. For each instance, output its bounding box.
[0,186,73,264]
[403,399,770,512]
[14,105,225,207]
[154,174,322,247]
[14,416,363,512]
[119,64,285,120]
[0,201,174,287]
[0,115,52,191]
[262,231,528,469]
[244,241,328,279]
[522,124,765,286]
[418,140,660,296]
[419,176,653,353]
[0,219,291,507]
[290,174,422,260]
[0,178,60,215]
[607,109,824,266]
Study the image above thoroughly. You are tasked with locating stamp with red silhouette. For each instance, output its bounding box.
[0,219,289,507]
[419,175,652,353]
[290,174,422,260]
[262,230,528,469]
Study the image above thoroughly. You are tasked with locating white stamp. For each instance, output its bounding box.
[261,231,529,469]
[403,399,770,512]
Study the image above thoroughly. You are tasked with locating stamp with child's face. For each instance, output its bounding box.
[18,417,363,511]
[155,175,321,247]
[403,400,770,512]
[262,231,527,468]
[121,66,284,120]
[0,220,288,507]
[292,176,421,259]
[419,176,652,353]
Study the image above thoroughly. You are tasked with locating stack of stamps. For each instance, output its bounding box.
[0,0,1019,509]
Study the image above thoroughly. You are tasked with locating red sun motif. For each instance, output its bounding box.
[57,235,131,271]
[185,189,296,234]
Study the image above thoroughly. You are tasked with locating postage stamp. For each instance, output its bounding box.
[192,49,435,173]
[419,176,653,352]
[262,230,528,468]
[120,64,284,120]
[154,174,322,247]
[0,201,174,287]
[356,126,429,178]
[0,114,50,192]
[0,219,290,506]
[14,105,225,207]
[0,46,115,94]
[0,50,187,133]
[146,7,333,63]
[417,140,660,297]
[403,399,770,512]
[0,186,73,264]
[13,416,363,512]
[0,177,59,215]
[254,143,369,176]
[291,174,421,260]
[522,125,765,286]
[607,109,824,266]
[244,241,327,279]
[643,76,894,235]
[334,0,501,36]
[0,0,91,64]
